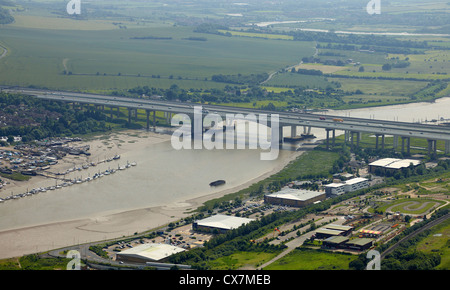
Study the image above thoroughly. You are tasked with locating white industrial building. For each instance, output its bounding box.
[193,214,254,234]
[264,187,326,207]
[368,158,420,175]
[324,177,369,197]
[116,243,185,263]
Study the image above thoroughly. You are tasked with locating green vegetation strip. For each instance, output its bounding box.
[264,248,357,270]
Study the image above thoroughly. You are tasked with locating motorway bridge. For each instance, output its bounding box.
[3,87,450,155]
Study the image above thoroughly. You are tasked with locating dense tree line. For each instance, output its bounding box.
[291,30,430,50]
[211,73,269,85]
[0,7,14,24]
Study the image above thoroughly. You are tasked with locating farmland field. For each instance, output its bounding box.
[0,24,314,92]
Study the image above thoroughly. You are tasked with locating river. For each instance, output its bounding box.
[0,97,449,258]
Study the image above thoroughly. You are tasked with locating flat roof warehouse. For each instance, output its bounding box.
[264,188,326,207]
[368,158,420,174]
[193,214,254,233]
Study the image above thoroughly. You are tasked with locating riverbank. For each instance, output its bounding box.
[0,129,304,259]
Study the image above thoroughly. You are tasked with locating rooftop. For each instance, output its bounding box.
[324,183,346,188]
[195,214,254,230]
[344,177,368,185]
[117,243,185,262]
[369,158,420,169]
[346,238,374,246]
[324,224,354,231]
[324,236,350,244]
[266,187,324,201]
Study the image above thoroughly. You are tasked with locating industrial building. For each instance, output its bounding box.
[345,238,374,251]
[116,243,185,263]
[322,236,374,251]
[322,236,350,249]
[193,214,254,234]
[314,224,354,239]
[368,158,420,175]
[264,187,326,207]
[324,177,369,197]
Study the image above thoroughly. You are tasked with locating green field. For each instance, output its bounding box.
[264,248,357,270]
[0,24,314,92]
[208,251,281,270]
[416,218,450,270]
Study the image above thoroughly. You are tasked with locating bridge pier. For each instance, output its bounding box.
[427,139,437,156]
[108,106,115,117]
[291,126,297,138]
[326,129,335,150]
[344,130,350,144]
[393,135,399,150]
[303,126,312,136]
[375,134,385,150]
[401,137,411,155]
[350,131,360,148]
[446,141,450,155]
[146,110,150,131]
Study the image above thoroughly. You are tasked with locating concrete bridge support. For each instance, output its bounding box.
[446,141,450,155]
[375,134,385,150]
[393,135,399,150]
[427,139,437,156]
[291,126,297,138]
[401,137,411,155]
[146,110,150,131]
[326,129,335,150]
[350,131,361,148]
[303,126,312,136]
[344,130,350,144]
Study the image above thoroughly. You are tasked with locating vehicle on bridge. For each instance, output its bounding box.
[333,118,344,122]
[320,117,326,120]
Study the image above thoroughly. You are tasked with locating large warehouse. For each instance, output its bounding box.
[264,188,326,207]
[193,214,254,234]
[116,243,185,263]
[368,158,420,175]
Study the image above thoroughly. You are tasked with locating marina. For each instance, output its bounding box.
[0,157,137,204]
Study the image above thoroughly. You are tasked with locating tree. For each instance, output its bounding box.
[382,63,392,71]
[358,66,365,72]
